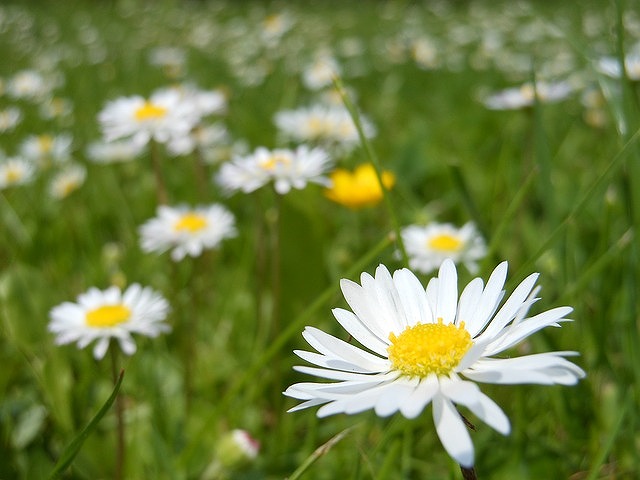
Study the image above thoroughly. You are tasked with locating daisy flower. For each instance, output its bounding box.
[86,138,146,164]
[19,133,73,166]
[216,145,333,195]
[49,163,86,199]
[402,222,487,274]
[325,163,395,209]
[482,81,573,110]
[596,53,640,81]
[139,204,237,261]
[98,89,199,148]
[302,54,341,90]
[0,157,37,190]
[0,107,22,133]
[284,260,585,468]
[274,104,375,154]
[48,284,170,360]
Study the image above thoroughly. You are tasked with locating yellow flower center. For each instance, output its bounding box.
[134,101,168,121]
[38,135,54,153]
[387,319,472,378]
[6,166,23,183]
[428,234,463,252]
[260,154,291,171]
[85,304,131,328]
[174,212,208,232]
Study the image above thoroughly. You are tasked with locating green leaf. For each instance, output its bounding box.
[48,369,125,480]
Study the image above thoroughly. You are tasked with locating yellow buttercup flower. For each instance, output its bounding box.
[325,163,395,209]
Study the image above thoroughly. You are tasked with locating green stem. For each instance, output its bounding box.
[333,76,409,266]
[110,346,125,480]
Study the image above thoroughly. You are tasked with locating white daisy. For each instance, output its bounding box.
[284,260,585,468]
[19,133,73,165]
[302,54,341,90]
[216,145,333,195]
[0,157,37,190]
[0,107,23,133]
[274,104,375,154]
[402,222,487,274]
[49,163,86,199]
[138,204,237,262]
[596,53,640,81]
[482,81,573,110]
[48,284,171,360]
[98,89,199,148]
[86,138,146,164]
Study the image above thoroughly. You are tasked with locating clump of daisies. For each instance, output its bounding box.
[285,259,585,468]
[216,145,333,195]
[401,221,487,274]
[482,80,573,110]
[138,204,237,262]
[49,284,171,360]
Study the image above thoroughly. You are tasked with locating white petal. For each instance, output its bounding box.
[468,262,508,335]
[340,278,392,340]
[399,374,440,419]
[294,350,388,374]
[456,277,484,331]
[374,378,419,417]
[435,259,458,323]
[93,337,110,360]
[433,394,474,467]
[393,268,434,326]
[332,308,389,356]
[302,327,389,370]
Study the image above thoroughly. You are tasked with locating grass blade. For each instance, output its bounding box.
[48,369,125,480]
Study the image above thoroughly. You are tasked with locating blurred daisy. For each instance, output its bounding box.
[48,284,170,360]
[274,104,375,153]
[39,97,74,121]
[86,139,145,164]
[49,163,86,199]
[325,163,395,209]
[482,81,573,110]
[19,133,73,166]
[98,89,199,148]
[285,260,585,468]
[139,204,236,261]
[596,53,640,81]
[302,54,341,90]
[0,157,37,190]
[402,222,487,274]
[166,123,230,157]
[0,107,22,133]
[6,70,52,101]
[148,46,187,78]
[216,145,332,195]
[157,84,227,119]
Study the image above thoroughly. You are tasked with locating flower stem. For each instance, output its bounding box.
[460,465,478,480]
[110,345,125,480]
[333,76,409,266]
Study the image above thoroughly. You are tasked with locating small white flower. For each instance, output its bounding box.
[285,260,585,467]
[98,89,199,148]
[402,222,487,274]
[139,204,237,262]
[6,70,53,101]
[0,157,37,190]
[596,54,640,81]
[482,81,573,110]
[86,139,146,164]
[274,104,375,153]
[0,107,23,133]
[49,163,86,199]
[166,123,230,157]
[216,145,333,195]
[48,284,171,360]
[302,54,341,90]
[19,133,73,165]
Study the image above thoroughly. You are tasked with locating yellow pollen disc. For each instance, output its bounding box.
[174,212,208,232]
[38,135,53,153]
[260,154,290,171]
[387,319,472,377]
[428,234,463,252]
[86,304,131,328]
[134,101,168,121]
[6,167,22,183]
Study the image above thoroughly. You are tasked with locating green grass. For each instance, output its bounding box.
[1,0,639,478]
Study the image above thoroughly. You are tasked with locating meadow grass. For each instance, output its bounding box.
[0,0,639,478]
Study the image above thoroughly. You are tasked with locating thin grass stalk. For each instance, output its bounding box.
[333,76,409,266]
[286,427,354,480]
[192,144,208,202]
[110,346,125,480]
[447,163,489,239]
[515,126,640,278]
